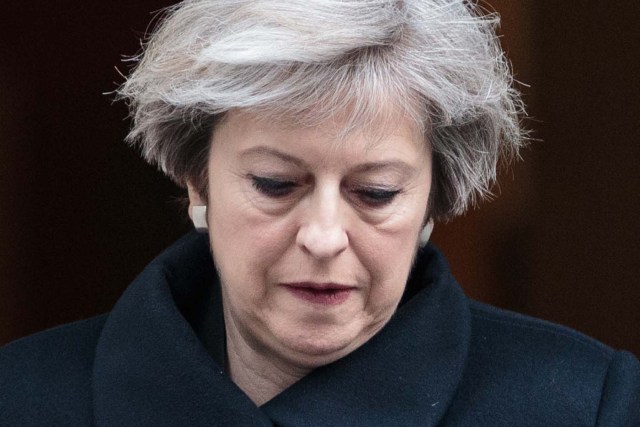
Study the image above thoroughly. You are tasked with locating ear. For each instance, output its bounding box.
[186,182,208,231]
[186,182,205,217]
[419,219,434,247]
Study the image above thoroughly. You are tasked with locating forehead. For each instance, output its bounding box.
[214,109,427,158]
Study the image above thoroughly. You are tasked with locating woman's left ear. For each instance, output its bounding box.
[186,182,208,232]
[419,219,434,247]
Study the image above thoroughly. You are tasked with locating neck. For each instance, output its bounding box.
[224,315,310,406]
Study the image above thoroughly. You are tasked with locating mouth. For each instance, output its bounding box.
[282,282,356,306]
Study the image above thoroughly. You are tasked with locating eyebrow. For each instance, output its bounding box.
[239,146,307,168]
[351,161,417,176]
[239,146,416,176]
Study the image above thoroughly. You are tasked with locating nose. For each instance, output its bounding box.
[296,186,349,259]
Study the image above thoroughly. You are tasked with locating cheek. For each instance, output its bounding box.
[208,191,295,294]
[355,221,422,312]
[361,192,426,269]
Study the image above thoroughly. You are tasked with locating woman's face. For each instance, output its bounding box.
[191,110,431,369]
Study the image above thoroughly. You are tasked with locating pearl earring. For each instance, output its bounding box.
[191,205,208,232]
[419,220,434,247]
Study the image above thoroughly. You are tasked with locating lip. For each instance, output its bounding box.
[282,282,356,306]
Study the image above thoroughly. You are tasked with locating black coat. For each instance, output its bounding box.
[1,232,639,426]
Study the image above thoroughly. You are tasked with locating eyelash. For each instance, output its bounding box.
[353,188,401,207]
[249,175,401,207]
[250,175,298,198]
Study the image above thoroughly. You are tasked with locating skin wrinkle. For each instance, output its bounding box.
[107,0,534,413]
[224,301,308,405]
[187,110,431,404]
[119,1,523,222]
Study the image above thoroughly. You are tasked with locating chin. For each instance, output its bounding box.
[276,327,369,368]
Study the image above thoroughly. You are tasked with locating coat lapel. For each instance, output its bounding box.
[92,234,271,426]
[92,233,470,426]
[262,247,470,426]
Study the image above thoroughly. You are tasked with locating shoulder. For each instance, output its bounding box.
[0,314,108,425]
[445,301,640,425]
[468,300,614,368]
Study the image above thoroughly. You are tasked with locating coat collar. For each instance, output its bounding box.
[93,232,470,426]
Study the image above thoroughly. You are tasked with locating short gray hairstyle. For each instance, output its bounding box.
[117,0,525,221]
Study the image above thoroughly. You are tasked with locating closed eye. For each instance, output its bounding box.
[249,175,298,198]
[354,188,401,207]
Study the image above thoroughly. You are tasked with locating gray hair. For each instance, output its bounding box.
[117,0,525,221]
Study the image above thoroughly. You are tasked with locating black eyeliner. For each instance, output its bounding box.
[249,174,297,197]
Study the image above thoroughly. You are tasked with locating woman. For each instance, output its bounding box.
[1,0,638,425]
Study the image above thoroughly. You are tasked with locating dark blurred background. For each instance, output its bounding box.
[1,1,638,356]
